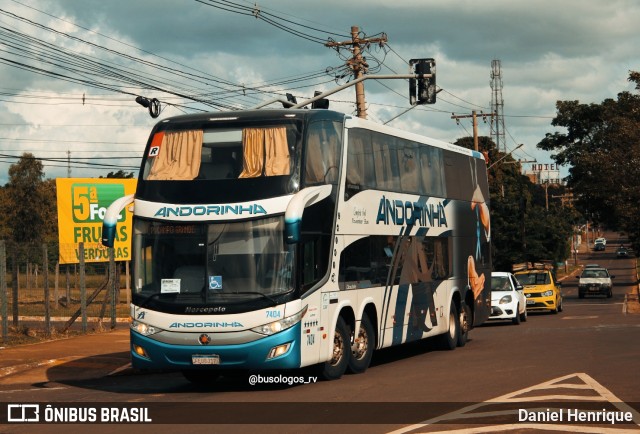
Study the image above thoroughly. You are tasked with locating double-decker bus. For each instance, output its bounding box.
[103,108,491,383]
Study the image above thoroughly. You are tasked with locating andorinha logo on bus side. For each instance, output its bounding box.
[72,183,127,223]
[376,195,448,228]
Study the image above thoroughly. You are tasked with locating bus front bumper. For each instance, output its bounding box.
[130,323,301,371]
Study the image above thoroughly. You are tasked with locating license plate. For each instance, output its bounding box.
[192,355,220,365]
[526,299,535,305]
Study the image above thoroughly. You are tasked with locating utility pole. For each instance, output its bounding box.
[451,111,478,151]
[451,111,496,151]
[325,26,387,119]
[551,193,574,208]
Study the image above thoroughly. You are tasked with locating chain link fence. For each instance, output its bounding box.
[0,241,130,346]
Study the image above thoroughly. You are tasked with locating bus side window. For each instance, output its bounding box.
[338,237,373,290]
[420,146,445,197]
[304,121,341,185]
[301,236,330,291]
[423,237,450,280]
[399,142,419,193]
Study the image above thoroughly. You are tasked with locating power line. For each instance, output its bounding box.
[0,153,139,169]
[0,137,140,145]
[195,0,348,44]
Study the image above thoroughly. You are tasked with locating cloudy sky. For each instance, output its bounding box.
[1,0,639,184]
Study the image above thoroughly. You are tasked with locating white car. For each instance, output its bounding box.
[489,272,527,324]
[578,267,614,298]
[594,237,606,246]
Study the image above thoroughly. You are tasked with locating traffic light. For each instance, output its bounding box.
[135,96,161,118]
[409,58,436,105]
[311,90,329,109]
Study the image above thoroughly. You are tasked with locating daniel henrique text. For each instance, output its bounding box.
[519,408,635,425]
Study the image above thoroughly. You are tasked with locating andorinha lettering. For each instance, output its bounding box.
[74,225,128,243]
[154,204,267,218]
[169,321,244,328]
[376,195,448,227]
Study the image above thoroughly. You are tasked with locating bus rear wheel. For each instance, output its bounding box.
[348,313,374,374]
[457,302,471,347]
[319,316,351,380]
[437,302,459,351]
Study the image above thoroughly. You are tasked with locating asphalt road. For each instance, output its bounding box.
[1,241,639,433]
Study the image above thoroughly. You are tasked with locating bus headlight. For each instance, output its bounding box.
[251,306,308,336]
[131,320,162,336]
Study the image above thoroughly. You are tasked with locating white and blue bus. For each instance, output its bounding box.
[103,108,491,383]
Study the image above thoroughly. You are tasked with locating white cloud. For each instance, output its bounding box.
[0,0,639,184]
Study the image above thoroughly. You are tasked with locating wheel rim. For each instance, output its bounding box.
[352,324,369,361]
[330,330,345,366]
[459,307,469,335]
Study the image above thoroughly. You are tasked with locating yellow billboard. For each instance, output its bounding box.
[56,178,137,264]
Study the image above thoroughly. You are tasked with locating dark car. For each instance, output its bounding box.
[616,246,629,258]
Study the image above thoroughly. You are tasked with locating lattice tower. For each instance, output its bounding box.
[490,59,506,153]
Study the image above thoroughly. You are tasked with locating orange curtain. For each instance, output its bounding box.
[239,128,264,178]
[147,130,203,180]
[265,127,290,176]
[239,127,289,178]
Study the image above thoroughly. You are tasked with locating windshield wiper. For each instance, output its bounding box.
[137,292,167,309]
[232,291,279,306]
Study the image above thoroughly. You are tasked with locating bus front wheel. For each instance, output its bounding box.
[319,316,351,380]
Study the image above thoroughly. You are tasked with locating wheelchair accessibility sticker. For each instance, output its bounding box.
[209,276,222,290]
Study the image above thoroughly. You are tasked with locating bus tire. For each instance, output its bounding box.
[437,302,459,351]
[348,313,374,374]
[457,302,471,347]
[319,316,351,380]
[181,369,221,386]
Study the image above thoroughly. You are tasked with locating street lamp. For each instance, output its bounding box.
[488,143,524,169]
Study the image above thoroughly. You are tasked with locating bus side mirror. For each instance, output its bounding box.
[284,185,332,244]
[101,194,135,247]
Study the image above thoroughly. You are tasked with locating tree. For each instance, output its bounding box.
[4,153,55,243]
[538,71,640,250]
[101,170,135,179]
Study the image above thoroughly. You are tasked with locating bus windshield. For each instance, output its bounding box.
[132,217,295,305]
[142,124,297,181]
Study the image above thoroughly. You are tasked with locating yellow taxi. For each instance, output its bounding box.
[514,264,563,314]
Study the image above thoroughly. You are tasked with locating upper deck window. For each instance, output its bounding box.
[143,126,292,181]
[238,127,290,178]
[146,130,204,180]
[345,128,446,199]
